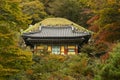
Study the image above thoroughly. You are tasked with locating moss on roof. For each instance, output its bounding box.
[23,18,91,33]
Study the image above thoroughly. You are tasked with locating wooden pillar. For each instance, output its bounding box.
[75,45,78,54]
[48,45,52,54]
[33,45,36,53]
[64,46,68,55]
[78,45,81,53]
[61,46,64,55]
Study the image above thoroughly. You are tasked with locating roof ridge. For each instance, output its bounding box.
[40,26,72,29]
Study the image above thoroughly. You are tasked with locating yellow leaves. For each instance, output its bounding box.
[26,69,33,75]
[7,46,32,58]
[0,0,33,78]
[81,58,88,68]
[21,0,46,24]
[24,0,44,8]
[7,0,22,3]
[0,65,3,69]
[107,0,116,4]
[0,68,19,76]
[0,0,31,29]
[0,33,13,39]
[46,55,67,62]
[21,0,45,13]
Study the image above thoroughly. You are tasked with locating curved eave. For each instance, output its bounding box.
[24,38,85,45]
[22,34,90,39]
[22,34,91,46]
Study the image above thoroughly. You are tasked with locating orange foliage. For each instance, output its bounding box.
[87,15,99,24]
[95,23,120,42]
[88,25,99,32]
[26,69,33,75]
[107,0,116,4]
[100,44,116,63]
[98,42,116,63]
[100,53,109,63]
[87,15,100,32]
[81,59,87,68]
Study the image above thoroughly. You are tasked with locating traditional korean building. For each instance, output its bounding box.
[22,18,91,55]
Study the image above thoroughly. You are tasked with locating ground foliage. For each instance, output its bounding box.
[11,54,95,80]
[10,42,120,80]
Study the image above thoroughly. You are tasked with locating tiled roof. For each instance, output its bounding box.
[22,26,90,38]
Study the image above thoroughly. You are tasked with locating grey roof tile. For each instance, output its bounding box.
[23,26,90,38]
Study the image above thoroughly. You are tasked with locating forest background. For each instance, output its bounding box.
[0,0,120,80]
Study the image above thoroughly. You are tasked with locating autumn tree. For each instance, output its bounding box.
[87,0,120,43]
[21,0,47,24]
[0,0,32,79]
